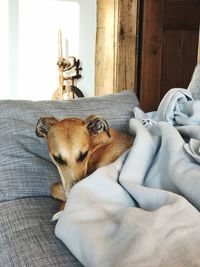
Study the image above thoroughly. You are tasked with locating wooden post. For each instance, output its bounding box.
[58,29,64,100]
[95,0,138,96]
[95,0,115,96]
[114,0,138,93]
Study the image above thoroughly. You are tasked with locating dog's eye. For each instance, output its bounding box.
[53,154,66,165]
[78,150,88,162]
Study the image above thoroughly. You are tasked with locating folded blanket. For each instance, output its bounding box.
[55,88,200,267]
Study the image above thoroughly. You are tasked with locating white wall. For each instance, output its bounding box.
[73,0,96,97]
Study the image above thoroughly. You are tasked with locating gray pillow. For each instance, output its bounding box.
[0,90,139,201]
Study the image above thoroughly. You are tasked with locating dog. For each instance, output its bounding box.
[36,115,134,213]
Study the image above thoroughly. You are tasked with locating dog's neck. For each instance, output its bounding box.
[90,130,113,152]
[87,129,133,175]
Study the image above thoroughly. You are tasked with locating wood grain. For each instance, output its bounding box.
[95,0,115,96]
[139,0,165,112]
[139,0,200,112]
[164,0,200,30]
[161,30,199,98]
[95,0,138,96]
[114,0,138,93]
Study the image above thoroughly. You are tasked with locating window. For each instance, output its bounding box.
[0,0,80,100]
[0,1,9,99]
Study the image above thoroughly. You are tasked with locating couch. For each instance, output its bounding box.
[0,90,139,266]
[52,65,200,267]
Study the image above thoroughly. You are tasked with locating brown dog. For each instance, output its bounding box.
[36,115,133,210]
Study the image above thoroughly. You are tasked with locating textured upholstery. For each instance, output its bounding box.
[0,65,199,266]
[0,197,82,267]
[0,90,139,266]
[0,91,139,202]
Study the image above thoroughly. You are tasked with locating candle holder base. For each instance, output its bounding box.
[52,84,84,100]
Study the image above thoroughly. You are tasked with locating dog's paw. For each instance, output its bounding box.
[51,211,63,222]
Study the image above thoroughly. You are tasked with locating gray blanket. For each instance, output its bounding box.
[55,88,200,267]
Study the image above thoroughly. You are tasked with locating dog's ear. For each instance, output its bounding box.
[36,117,58,138]
[85,115,111,137]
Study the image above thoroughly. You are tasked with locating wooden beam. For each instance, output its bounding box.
[95,0,115,96]
[95,0,138,96]
[114,0,138,92]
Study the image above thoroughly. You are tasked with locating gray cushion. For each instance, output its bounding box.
[0,90,139,201]
[0,197,82,267]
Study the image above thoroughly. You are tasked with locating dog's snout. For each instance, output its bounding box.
[57,160,87,192]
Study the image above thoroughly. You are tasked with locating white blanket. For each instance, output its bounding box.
[55,88,200,267]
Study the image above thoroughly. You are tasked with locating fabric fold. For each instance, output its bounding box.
[55,81,200,267]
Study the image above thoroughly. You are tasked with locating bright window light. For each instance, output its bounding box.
[0,1,9,99]
[19,0,79,100]
[1,0,80,100]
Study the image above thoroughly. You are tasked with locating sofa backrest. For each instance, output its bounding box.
[0,90,139,201]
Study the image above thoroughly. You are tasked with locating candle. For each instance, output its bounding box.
[58,29,63,59]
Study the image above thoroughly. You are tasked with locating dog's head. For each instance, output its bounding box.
[36,115,110,192]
